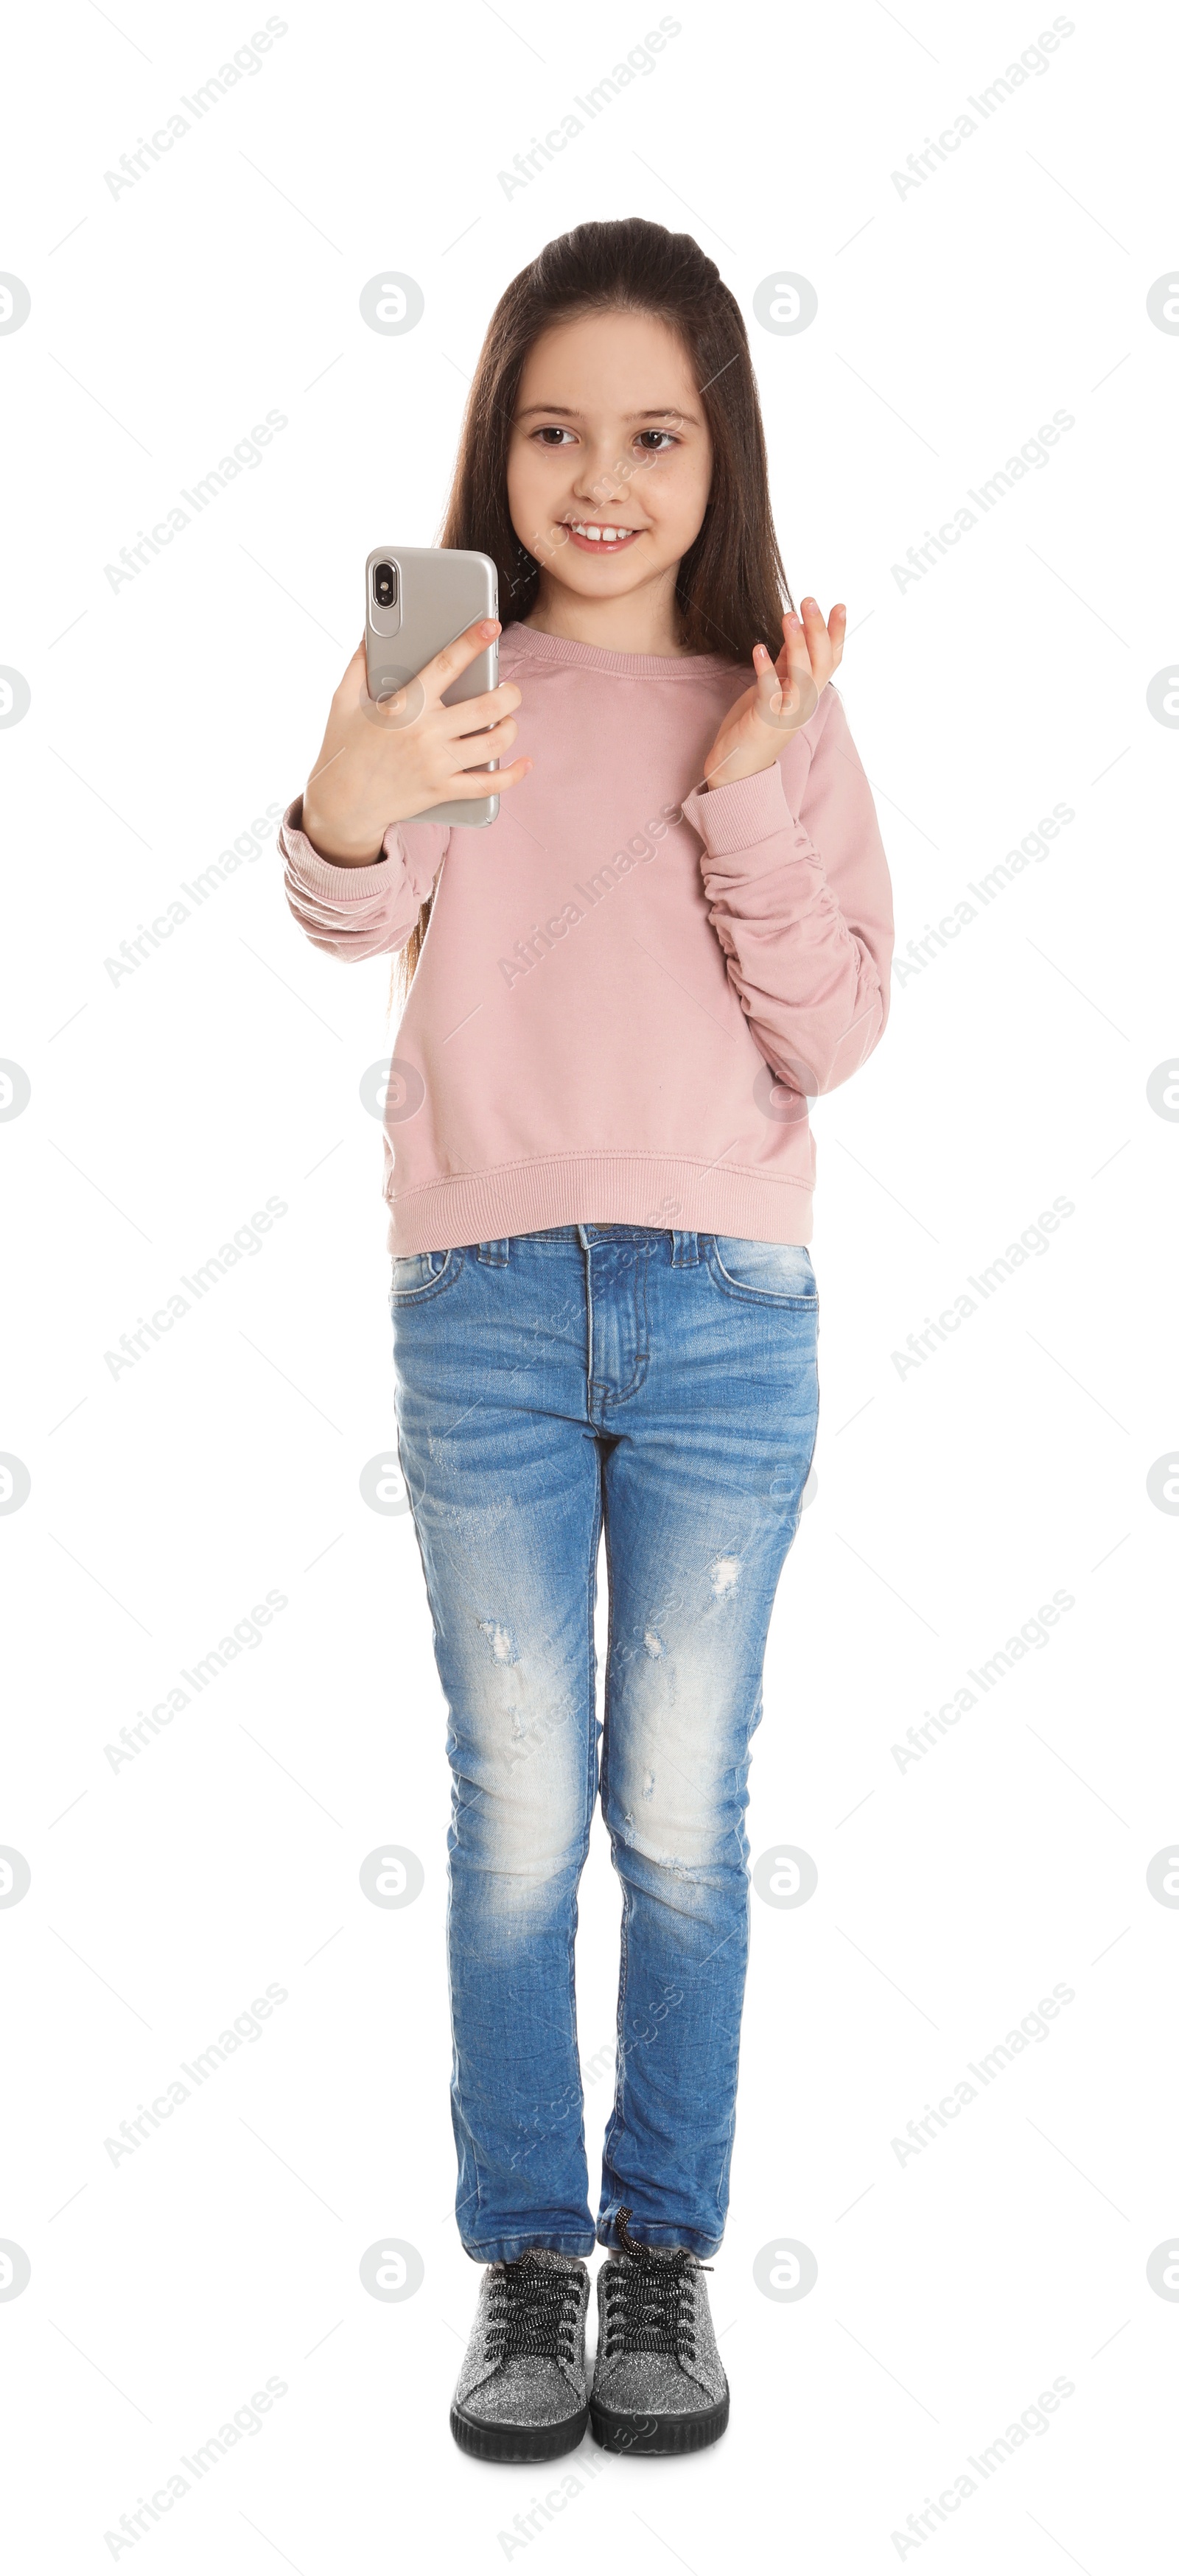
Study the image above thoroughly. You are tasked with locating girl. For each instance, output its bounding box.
[281,217,892,2462]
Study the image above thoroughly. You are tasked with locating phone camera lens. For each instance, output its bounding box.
[373,560,398,608]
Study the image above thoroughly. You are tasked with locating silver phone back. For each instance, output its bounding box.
[365,545,499,827]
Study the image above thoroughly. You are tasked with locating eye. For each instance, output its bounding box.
[530,424,577,447]
[635,430,679,454]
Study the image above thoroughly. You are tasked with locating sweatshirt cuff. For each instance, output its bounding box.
[279,796,395,902]
[681,761,811,860]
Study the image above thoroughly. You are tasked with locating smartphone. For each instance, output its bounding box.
[365,545,500,827]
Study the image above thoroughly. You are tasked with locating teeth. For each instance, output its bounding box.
[570,522,633,542]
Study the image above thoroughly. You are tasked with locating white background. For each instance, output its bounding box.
[3,1,1178,2567]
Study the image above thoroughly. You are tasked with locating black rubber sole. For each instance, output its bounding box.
[590,2392,730,2455]
[450,2400,590,2463]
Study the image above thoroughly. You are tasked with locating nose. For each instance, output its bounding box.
[571,445,633,509]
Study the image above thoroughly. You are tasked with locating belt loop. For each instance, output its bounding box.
[475,1238,511,1266]
[671,1229,699,1266]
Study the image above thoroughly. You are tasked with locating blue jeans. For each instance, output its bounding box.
[391,1224,819,2261]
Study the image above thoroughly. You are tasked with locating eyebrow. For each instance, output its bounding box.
[515,404,700,425]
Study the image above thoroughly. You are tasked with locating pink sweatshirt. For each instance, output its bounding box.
[281,625,893,1255]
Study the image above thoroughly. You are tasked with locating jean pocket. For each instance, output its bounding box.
[389,1247,464,1307]
[707,1235,818,1305]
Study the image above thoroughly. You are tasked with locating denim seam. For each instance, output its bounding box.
[583,1234,595,1419]
[561,1459,605,2225]
[592,2222,722,2258]
[713,1870,751,2226]
[600,1868,631,2215]
[463,2233,597,2262]
[389,1248,466,1308]
[598,1467,631,2210]
[704,1241,819,1308]
[803,1341,822,1484]
[592,1240,651,1412]
[585,1466,604,1851]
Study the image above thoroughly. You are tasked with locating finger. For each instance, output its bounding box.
[775,612,816,709]
[450,713,518,759]
[799,596,847,687]
[798,598,835,694]
[752,642,785,715]
[797,597,830,678]
[437,678,522,735]
[494,756,533,793]
[445,754,532,799]
[419,616,501,702]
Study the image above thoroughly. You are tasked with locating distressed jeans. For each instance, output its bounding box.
[391,1224,819,2262]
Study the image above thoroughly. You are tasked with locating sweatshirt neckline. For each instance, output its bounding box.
[503,622,740,680]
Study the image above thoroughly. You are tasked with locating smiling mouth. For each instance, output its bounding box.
[563,520,645,551]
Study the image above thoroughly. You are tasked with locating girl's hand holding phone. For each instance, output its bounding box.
[300,620,531,868]
[699,599,845,793]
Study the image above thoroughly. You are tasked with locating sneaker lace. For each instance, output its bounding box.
[601,2208,712,2365]
[484,2254,582,2368]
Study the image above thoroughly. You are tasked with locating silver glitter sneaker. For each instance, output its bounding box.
[590,2210,730,2454]
[450,2250,590,2461]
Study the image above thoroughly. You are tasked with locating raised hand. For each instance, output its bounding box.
[699,599,846,793]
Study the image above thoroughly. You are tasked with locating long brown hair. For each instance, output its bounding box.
[394,216,793,996]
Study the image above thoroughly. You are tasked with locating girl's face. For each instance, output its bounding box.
[507,309,713,614]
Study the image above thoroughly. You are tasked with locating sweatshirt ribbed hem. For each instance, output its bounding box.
[385,1151,814,1257]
